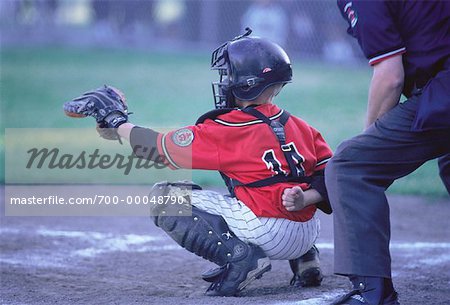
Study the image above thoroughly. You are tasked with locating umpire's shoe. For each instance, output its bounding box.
[289,245,323,287]
[331,276,400,305]
[202,244,271,296]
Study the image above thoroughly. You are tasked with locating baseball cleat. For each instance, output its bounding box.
[289,245,323,287]
[331,290,400,305]
[203,244,271,296]
[331,276,400,305]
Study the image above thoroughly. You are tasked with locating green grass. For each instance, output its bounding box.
[0,47,447,197]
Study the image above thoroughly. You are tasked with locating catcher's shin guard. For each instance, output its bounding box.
[149,182,271,296]
[289,245,323,287]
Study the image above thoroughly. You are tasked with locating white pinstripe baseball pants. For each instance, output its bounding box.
[191,190,320,260]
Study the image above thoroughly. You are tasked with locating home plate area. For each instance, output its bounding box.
[1,192,449,305]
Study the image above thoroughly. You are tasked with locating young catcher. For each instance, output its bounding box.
[63,29,333,297]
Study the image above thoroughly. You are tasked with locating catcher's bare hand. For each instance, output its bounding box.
[63,85,129,141]
[282,186,307,212]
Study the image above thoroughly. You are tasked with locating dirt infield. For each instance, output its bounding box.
[1,186,449,305]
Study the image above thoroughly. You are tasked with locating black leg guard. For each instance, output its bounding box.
[154,204,252,266]
[149,181,271,296]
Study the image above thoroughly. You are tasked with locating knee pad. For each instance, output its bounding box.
[149,181,202,219]
[149,182,250,266]
[156,206,250,266]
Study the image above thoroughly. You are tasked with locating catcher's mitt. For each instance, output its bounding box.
[63,85,130,141]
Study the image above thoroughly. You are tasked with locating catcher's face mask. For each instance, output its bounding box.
[210,28,253,109]
[211,59,232,109]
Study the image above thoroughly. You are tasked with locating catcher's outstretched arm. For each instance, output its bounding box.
[118,123,167,162]
[63,85,130,142]
[63,85,164,161]
[117,123,134,141]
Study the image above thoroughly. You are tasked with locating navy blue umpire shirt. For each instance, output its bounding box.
[337,0,450,98]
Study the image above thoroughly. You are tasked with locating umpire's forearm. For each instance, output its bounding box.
[365,56,404,129]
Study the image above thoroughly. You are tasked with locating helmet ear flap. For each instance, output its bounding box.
[224,86,236,108]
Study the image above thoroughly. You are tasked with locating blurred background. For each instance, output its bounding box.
[0,0,360,62]
[0,0,447,196]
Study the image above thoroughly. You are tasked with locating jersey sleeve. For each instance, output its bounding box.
[310,127,333,214]
[156,121,221,170]
[337,0,406,65]
[311,127,333,172]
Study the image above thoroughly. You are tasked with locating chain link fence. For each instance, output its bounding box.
[0,0,365,63]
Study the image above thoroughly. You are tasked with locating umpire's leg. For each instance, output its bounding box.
[325,95,450,278]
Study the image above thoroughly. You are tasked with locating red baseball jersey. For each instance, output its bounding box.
[156,103,332,222]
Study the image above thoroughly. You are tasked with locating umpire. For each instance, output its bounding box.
[327,1,450,304]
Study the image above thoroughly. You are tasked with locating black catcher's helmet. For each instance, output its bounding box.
[211,28,292,109]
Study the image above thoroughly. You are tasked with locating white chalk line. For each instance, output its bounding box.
[269,291,346,305]
[0,227,182,268]
[1,227,450,269]
[1,227,164,243]
[315,242,450,250]
[3,227,450,250]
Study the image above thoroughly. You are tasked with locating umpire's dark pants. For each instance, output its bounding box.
[325,77,450,278]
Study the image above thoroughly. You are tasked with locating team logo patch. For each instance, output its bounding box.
[344,2,358,28]
[233,244,246,258]
[222,231,233,240]
[172,128,194,147]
